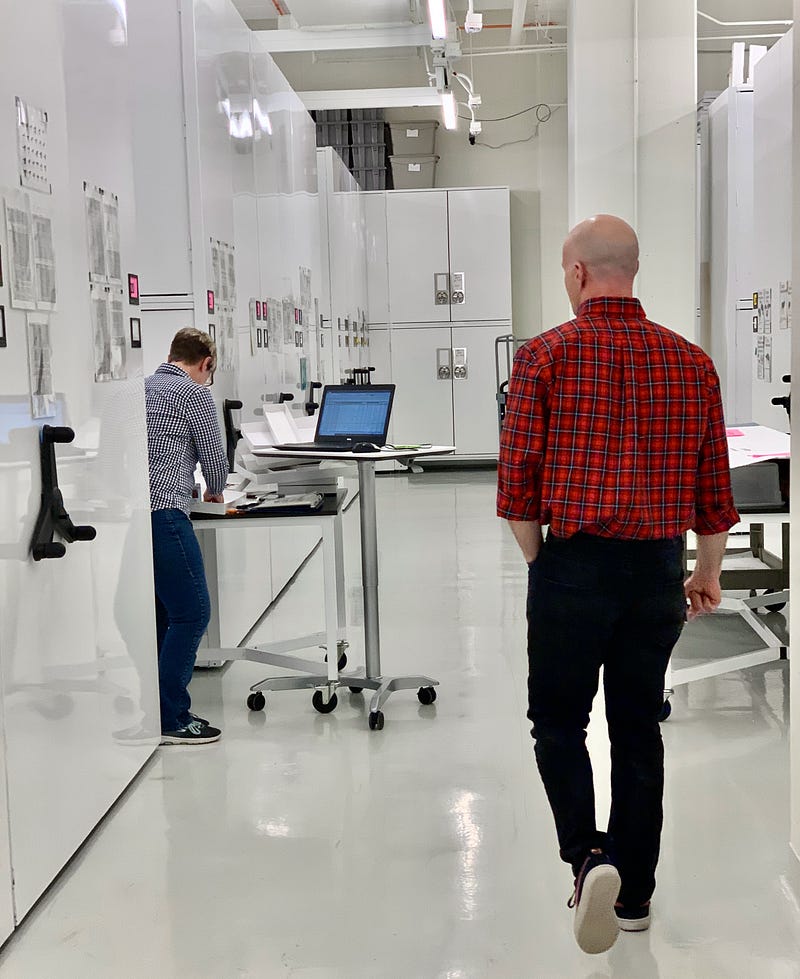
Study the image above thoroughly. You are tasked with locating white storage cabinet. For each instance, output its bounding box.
[378,188,511,458]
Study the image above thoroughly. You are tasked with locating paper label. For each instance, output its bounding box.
[406,128,419,138]
[408,163,421,172]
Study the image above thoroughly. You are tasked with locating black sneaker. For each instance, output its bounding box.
[189,712,208,726]
[615,901,651,931]
[160,719,221,745]
[568,848,622,954]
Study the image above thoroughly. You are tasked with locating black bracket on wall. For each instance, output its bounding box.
[771,374,791,422]
[30,426,97,561]
[305,380,322,416]
[222,399,243,473]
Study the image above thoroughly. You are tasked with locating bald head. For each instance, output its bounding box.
[561,215,640,313]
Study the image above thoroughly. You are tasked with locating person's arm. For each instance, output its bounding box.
[509,519,544,564]
[687,363,740,618]
[685,531,727,620]
[497,345,552,562]
[187,387,228,502]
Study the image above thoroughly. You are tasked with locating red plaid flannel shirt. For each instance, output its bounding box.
[497,298,739,539]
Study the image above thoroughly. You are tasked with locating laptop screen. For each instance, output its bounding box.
[315,385,395,444]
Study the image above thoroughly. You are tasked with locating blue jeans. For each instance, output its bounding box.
[151,509,211,732]
[527,532,686,906]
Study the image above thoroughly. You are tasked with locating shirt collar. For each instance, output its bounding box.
[577,297,647,320]
[156,362,190,378]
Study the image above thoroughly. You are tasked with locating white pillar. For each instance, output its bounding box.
[567,0,697,339]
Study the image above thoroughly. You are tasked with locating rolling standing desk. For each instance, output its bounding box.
[192,490,349,714]
[251,445,456,730]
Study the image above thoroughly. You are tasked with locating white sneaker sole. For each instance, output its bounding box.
[160,732,221,745]
[574,864,622,954]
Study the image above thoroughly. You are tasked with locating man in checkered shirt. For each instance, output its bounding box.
[498,215,738,954]
[146,328,228,745]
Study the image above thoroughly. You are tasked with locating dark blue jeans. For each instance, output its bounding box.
[527,532,686,906]
[151,509,211,732]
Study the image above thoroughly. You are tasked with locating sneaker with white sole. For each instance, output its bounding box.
[160,718,221,745]
[568,848,622,954]
[615,901,651,931]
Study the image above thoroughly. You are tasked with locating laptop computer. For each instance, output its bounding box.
[273,384,395,452]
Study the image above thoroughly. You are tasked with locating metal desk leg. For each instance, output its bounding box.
[347,460,439,730]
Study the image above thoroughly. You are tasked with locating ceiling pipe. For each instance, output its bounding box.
[509,0,528,46]
[697,32,787,41]
[697,10,792,28]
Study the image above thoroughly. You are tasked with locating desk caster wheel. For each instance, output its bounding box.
[348,686,364,694]
[417,686,437,705]
[368,710,384,731]
[658,700,672,722]
[762,589,787,613]
[324,651,348,670]
[312,690,338,714]
[246,692,266,712]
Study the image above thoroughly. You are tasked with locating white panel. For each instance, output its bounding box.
[752,33,793,431]
[129,0,193,296]
[270,527,322,599]
[708,87,755,424]
[0,0,158,925]
[364,192,390,325]
[386,191,450,325]
[447,189,512,323]
[388,327,455,447]
[451,325,504,457]
[367,326,392,385]
[216,528,272,646]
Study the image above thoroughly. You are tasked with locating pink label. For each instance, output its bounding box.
[726,429,745,437]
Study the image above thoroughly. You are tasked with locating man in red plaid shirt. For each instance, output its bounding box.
[497,215,738,954]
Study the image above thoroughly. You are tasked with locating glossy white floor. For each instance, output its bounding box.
[1,471,799,978]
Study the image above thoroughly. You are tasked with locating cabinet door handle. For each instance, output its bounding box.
[451,272,465,305]
[452,347,468,380]
[436,347,452,380]
[434,272,450,306]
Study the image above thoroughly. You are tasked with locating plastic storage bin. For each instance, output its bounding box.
[351,108,384,121]
[316,122,350,147]
[389,155,439,189]
[351,143,386,169]
[350,119,385,144]
[352,168,387,191]
[389,120,438,156]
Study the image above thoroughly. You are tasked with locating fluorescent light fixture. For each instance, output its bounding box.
[441,90,457,130]
[428,0,448,40]
[252,99,272,135]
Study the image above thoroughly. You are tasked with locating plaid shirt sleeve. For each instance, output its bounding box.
[187,386,228,496]
[693,363,739,535]
[496,343,554,521]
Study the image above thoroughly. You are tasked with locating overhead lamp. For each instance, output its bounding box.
[441,90,457,130]
[428,0,448,40]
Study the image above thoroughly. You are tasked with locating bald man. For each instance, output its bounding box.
[497,215,738,954]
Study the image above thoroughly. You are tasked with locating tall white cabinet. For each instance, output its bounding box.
[0,0,160,939]
[368,188,511,458]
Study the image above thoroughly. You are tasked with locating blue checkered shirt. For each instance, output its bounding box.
[145,363,228,514]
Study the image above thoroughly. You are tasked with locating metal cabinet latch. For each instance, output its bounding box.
[452,347,468,379]
[434,272,450,306]
[451,272,466,305]
[437,347,452,380]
